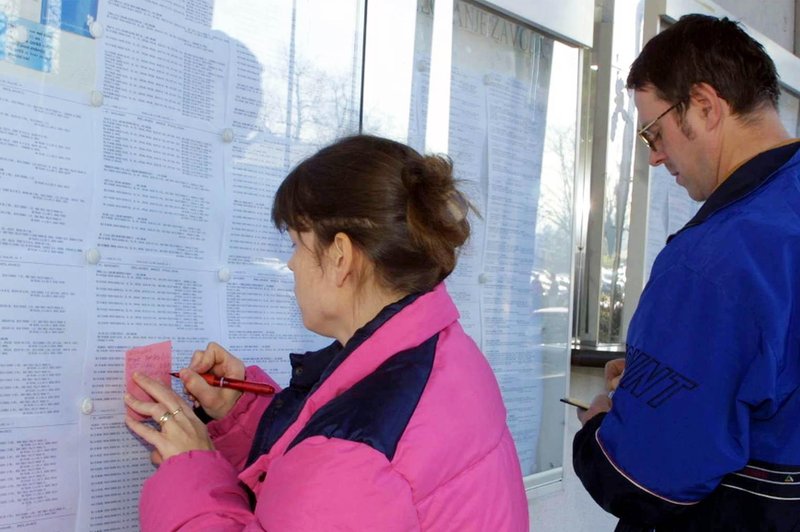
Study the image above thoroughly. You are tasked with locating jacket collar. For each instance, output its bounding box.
[287,290,425,391]
[286,283,460,397]
[256,284,459,467]
[667,140,800,243]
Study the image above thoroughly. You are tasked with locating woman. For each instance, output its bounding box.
[125,135,529,531]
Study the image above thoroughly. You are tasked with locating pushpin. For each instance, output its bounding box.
[81,398,94,415]
[90,90,104,107]
[85,248,101,265]
[86,15,104,38]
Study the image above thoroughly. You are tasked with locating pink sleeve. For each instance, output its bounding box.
[207,366,280,470]
[258,437,420,531]
[140,450,261,532]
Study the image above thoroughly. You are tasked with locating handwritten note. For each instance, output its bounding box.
[124,340,172,420]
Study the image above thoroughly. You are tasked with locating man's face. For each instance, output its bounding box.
[634,87,716,201]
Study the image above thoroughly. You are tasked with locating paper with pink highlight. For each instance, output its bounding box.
[125,340,172,421]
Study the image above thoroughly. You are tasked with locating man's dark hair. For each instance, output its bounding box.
[627,14,780,116]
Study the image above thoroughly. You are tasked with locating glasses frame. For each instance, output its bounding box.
[637,103,679,151]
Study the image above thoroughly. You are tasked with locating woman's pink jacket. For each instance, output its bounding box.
[140,283,529,530]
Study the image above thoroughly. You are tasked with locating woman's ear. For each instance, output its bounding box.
[330,232,355,287]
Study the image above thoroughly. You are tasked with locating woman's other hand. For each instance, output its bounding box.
[124,372,214,465]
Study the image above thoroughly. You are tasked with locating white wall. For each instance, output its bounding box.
[714,0,795,51]
[529,1,797,530]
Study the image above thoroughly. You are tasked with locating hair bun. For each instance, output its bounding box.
[400,159,425,193]
[405,154,467,227]
[445,190,469,225]
[401,153,472,283]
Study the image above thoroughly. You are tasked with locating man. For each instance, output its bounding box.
[573,14,800,531]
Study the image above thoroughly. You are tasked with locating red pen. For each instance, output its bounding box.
[170,372,276,395]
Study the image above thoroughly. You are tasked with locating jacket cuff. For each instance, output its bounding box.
[573,412,695,526]
[207,365,277,439]
[206,366,279,470]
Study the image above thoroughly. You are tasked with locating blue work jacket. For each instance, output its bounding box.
[575,141,800,531]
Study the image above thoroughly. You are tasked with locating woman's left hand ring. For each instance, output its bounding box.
[157,411,173,425]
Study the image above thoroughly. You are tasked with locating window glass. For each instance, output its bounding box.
[375,0,582,478]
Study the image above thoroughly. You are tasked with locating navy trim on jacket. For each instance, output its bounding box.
[573,413,685,530]
[245,291,426,467]
[287,334,437,461]
[668,140,800,243]
[575,414,800,532]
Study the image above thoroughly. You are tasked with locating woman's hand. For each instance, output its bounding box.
[176,342,246,420]
[124,372,214,465]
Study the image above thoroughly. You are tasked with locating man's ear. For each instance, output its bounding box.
[690,82,727,130]
[331,232,354,287]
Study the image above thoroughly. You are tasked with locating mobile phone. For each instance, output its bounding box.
[560,397,590,410]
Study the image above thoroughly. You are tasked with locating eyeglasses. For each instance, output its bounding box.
[637,103,679,151]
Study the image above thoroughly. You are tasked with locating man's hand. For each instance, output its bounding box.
[576,357,625,426]
[605,357,625,393]
[577,393,612,426]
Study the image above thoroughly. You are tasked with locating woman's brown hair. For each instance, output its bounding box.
[272,135,473,294]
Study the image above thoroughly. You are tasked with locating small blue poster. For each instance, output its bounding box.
[41,0,99,39]
[3,17,54,73]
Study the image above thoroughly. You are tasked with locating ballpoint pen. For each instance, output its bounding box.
[170,371,276,395]
[559,397,590,410]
